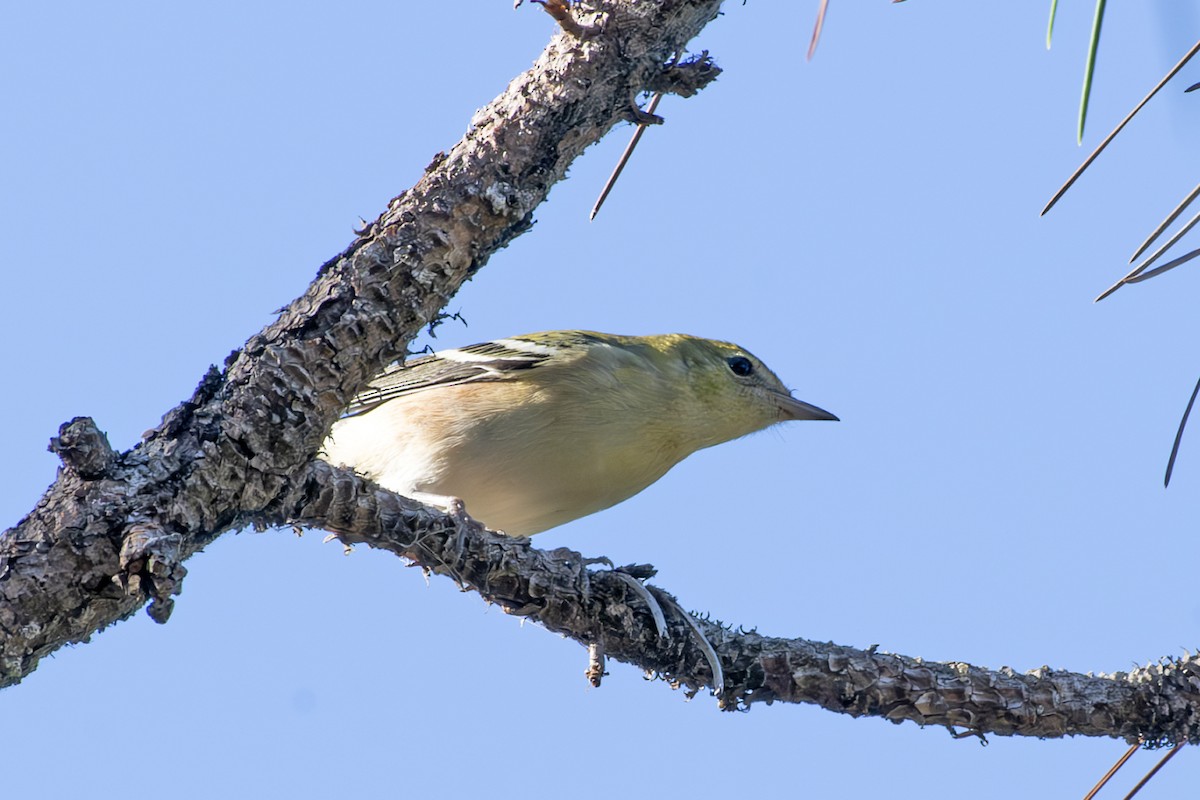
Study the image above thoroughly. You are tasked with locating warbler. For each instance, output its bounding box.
[320,331,837,536]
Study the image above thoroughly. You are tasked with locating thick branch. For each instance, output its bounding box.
[0,0,724,687]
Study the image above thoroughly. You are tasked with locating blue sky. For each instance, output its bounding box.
[3,3,1199,798]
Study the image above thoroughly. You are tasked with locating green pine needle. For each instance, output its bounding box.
[1078,0,1107,144]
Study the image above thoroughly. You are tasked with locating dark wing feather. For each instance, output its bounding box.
[343,340,554,417]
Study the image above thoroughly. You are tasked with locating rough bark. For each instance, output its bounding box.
[2,0,1199,748]
[0,0,724,690]
[273,460,1200,743]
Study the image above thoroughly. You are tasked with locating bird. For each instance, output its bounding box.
[320,330,837,536]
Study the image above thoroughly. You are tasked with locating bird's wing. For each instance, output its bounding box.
[342,333,604,417]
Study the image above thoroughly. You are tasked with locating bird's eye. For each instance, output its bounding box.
[726,356,754,377]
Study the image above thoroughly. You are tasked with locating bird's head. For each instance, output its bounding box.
[657,334,838,449]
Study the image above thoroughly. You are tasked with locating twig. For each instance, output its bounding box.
[1124,245,1200,285]
[1094,209,1200,302]
[590,92,664,220]
[807,0,829,62]
[587,642,607,687]
[1164,373,1200,487]
[1082,742,1139,800]
[1128,181,1200,263]
[1042,38,1200,216]
[1122,743,1185,800]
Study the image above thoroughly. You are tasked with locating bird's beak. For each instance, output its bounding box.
[775,393,839,422]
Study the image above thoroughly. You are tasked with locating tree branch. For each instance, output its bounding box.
[265,460,1200,744]
[0,0,723,687]
[3,0,1199,752]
